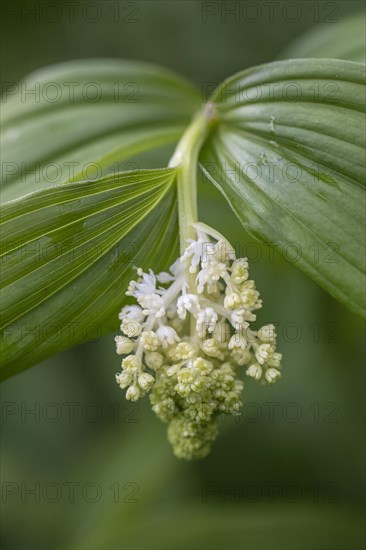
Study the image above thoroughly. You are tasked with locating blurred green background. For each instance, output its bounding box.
[1,1,365,549]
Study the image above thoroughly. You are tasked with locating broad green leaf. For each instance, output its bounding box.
[201,59,366,318]
[1,59,200,202]
[279,13,366,62]
[0,168,178,380]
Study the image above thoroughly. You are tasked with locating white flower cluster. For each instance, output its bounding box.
[115,223,282,459]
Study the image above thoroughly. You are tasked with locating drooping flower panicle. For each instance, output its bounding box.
[115,223,282,460]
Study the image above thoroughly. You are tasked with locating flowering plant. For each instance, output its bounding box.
[116,222,281,458]
[1,58,364,459]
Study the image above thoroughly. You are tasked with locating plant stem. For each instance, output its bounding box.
[169,102,217,254]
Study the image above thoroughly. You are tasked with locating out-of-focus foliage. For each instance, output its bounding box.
[279,12,366,62]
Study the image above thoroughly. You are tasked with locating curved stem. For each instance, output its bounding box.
[169,102,217,253]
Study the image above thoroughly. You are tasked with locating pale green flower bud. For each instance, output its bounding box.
[246,363,262,381]
[115,371,133,389]
[240,286,260,308]
[126,384,140,401]
[140,330,159,351]
[166,364,181,377]
[144,351,164,370]
[200,338,225,360]
[267,352,282,368]
[255,343,275,365]
[230,348,252,366]
[167,417,219,460]
[167,341,196,361]
[120,319,142,338]
[138,372,155,391]
[228,333,247,351]
[265,368,281,384]
[115,335,135,355]
[231,258,249,284]
[258,324,276,343]
[122,355,141,373]
[192,357,213,375]
[224,291,241,310]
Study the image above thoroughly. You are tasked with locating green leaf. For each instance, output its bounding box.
[1,59,200,202]
[201,59,366,318]
[279,13,366,63]
[0,168,178,380]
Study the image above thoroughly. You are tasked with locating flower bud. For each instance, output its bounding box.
[122,355,141,372]
[231,258,249,284]
[246,363,262,381]
[138,372,155,390]
[258,324,276,343]
[115,335,135,355]
[255,343,274,365]
[115,371,133,388]
[126,384,140,401]
[140,330,159,351]
[265,368,281,384]
[120,319,142,338]
[144,351,164,370]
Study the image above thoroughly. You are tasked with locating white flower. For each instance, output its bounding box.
[196,307,218,337]
[211,240,235,263]
[255,343,274,365]
[177,294,200,319]
[115,371,133,388]
[231,348,252,366]
[182,239,205,273]
[196,262,227,294]
[167,364,181,377]
[122,355,141,372]
[157,271,175,283]
[157,259,181,283]
[246,363,262,381]
[230,315,249,336]
[120,319,142,338]
[230,309,246,327]
[268,352,282,368]
[138,372,155,390]
[231,258,249,284]
[137,293,165,318]
[200,338,225,360]
[258,324,276,343]
[192,357,213,375]
[118,304,145,322]
[168,341,196,361]
[228,333,247,350]
[115,335,135,355]
[144,351,164,370]
[127,268,157,297]
[265,368,281,384]
[156,325,179,348]
[224,291,241,310]
[126,385,140,401]
[240,286,261,308]
[140,331,160,351]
